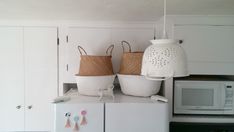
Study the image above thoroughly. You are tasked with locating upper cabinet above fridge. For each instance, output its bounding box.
[174,25,234,75]
[60,27,154,85]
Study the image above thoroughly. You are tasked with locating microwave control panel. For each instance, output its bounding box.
[224,84,233,110]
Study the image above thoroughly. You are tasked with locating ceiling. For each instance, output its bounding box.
[0,0,233,21]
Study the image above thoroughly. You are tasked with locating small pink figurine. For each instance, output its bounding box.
[80,110,87,125]
[65,112,71,128]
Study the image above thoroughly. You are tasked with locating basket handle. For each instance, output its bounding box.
[106,45,114,56]
[77,46,87,55]
[121,40,131,53]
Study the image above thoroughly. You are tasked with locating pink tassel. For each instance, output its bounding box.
[65,118,71,128]
[80,116,87,125]
[73,122,79,131]
[73,115,79,131]
[80,110,87,125]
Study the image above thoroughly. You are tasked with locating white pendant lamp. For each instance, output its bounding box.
[141,0,189,80]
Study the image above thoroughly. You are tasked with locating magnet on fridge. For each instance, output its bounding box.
[80,110,87,125]
[65,112,71,128]
[73,116,79,131]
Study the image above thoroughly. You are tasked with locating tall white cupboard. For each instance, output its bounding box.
[0,26,58,132]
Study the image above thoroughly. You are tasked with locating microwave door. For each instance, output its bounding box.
[174,82,222,110]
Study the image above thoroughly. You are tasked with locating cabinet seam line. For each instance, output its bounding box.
[22,27,26,131]
[104,103,106,132]
[56,27,59,97]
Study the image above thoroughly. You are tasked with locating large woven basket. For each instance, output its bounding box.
[77,45,114,76]
[119,41,144,75]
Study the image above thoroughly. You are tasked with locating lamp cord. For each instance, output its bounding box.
[163,0,167,39]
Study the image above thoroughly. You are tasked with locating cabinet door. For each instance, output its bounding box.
[174,25,234,75]
[55,103,104,132]
[62,27,153,84]
[105,103,169,132]
[65,27,111,83]
[0,27,25,131]
[24,27,58,131]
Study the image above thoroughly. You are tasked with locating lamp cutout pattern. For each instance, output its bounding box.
[73,116,79,131]
[80,110,87,125]
[65,112,71,128]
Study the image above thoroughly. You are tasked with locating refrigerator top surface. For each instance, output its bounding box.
[54,90,167,105]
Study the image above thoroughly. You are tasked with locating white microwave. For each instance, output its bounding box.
[174,80,234,115]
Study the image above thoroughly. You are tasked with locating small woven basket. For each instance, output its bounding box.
[119,41,144,75]
[77,45,114,76]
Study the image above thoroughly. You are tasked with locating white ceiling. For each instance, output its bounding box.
[0,0,233,21]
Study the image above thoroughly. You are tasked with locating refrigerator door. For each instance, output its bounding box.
[55,103,104,132]
[105,103,169,132]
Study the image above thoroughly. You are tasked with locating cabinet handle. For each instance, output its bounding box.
[16,105,21,109]
[28,105,33,109]
[179,39,183,44]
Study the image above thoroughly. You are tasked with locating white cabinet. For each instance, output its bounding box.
[0,27,58,132]
[174,25,234,75]
[105,103,169,132]
[55,93,169,132]
[24,27,58,131]
[65,28,112,83]
[0,27,25,131]
[61,27,153,86]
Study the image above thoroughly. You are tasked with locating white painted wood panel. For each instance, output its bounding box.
[174,25,234,75]
[65,27,112,83]
[24,27,58,131]
[105,103,169,132]
[62,27,153,85]
[0,27,25,131]
[55,103,104,132]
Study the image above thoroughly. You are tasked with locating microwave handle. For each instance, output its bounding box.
[221,86,226,108]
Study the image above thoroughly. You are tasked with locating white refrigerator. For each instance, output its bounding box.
[55,92,169,132]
